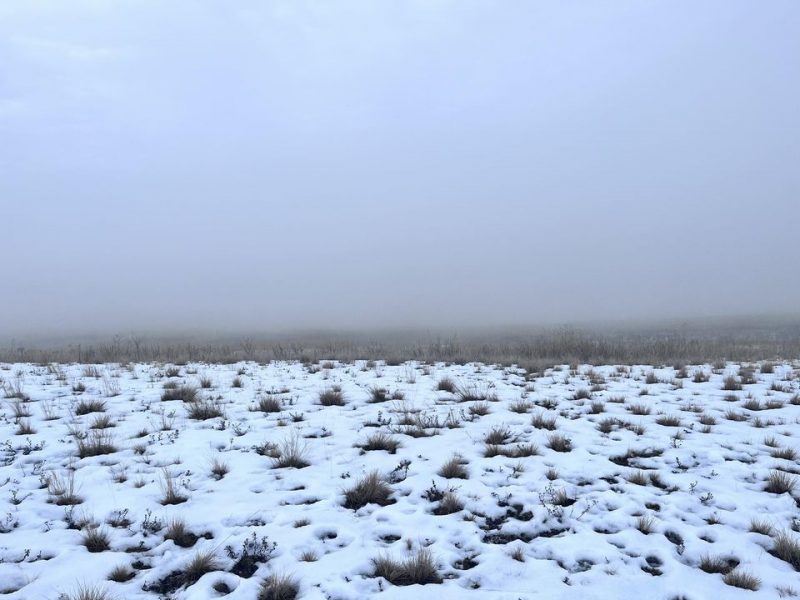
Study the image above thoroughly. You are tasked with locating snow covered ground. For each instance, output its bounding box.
[1,360,798,599]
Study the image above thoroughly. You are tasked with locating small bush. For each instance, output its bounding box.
[372,548,442,586]
[343,471,393,509]
[15,419,36,435]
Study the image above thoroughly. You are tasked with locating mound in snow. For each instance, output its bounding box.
[1,361,799,599]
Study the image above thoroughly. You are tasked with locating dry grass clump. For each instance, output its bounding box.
[272,432,310,469]
[722,375,742,391]
[184,550,222,585]
[771,446,798,461]
[77,431,117,458]
[722,569,760,591]
[210,458,229,480]
[47,471,82,505]
[546,433,572,452]
[372,548,442,586]
[160,468,188,505]
[438,454,469,479]
[531,411,557,430]
[509,398,533,413]
[771,531,800,570]
[82,527,111,552]
[484,443,538,458]
[186,398,224,420]
[655,414,681,427]
[108,564,135,582]
[635,515,655,534]
[765,470,797,494]
[455,383,495,402]
[259,572,300,600]
[433,492,464,515]
[63,585,116,600]
[359,432,400,454]
[15,419,36,435]
[749,519,774,536]
[75,399,106,415]
[164,519,197,548]
[319,386,345,406]
[436,377,457,393]
[343,471,393,509]
[698,554,739,575]
[256,394,282,413]
[627,403,651,416]
[485,425,514,445]
[161,385,199,402]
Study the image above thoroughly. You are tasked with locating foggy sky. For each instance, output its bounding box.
[1,1,799,336]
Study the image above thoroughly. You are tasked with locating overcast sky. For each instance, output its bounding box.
[1,1,798,335]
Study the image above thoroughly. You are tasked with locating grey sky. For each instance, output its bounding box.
[1,1,799,335]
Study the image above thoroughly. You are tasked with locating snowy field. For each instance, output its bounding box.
[1,360,799,599]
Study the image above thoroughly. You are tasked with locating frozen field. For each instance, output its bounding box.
[1,360,799,599]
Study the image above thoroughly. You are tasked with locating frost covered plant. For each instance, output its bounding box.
[372,548,442,586]
[343,471,393,509]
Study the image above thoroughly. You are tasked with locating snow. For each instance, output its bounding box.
[0,360,798,599]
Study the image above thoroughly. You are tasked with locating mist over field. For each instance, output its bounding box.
[2,1,799,340]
